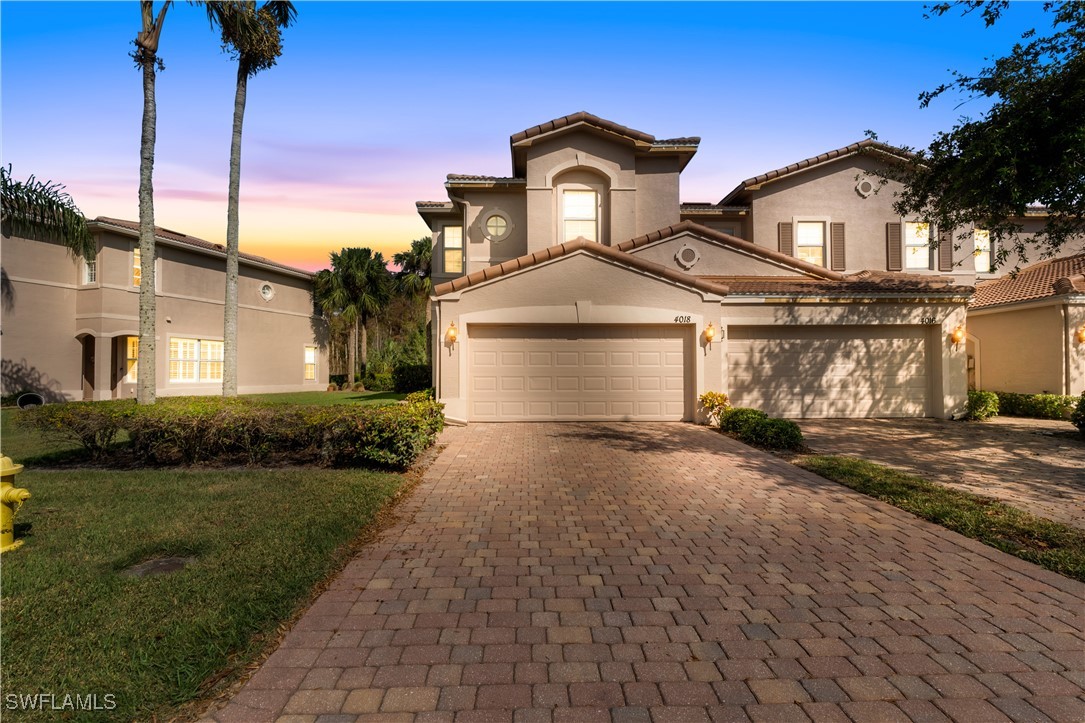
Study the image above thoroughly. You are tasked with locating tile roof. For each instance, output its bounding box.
[701,271,973,297]
[509,111,699,148]
[432,238,729,298]
[718,139,914,205]
[616,220,843,281]
[90,217,313,278]
[445,174,525,184]
[971,253,1085,309]
[679,203,750,214]
[415,201,453,208]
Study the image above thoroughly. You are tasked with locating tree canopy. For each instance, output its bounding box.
[0,165,93,259]
[886,1,1085,268]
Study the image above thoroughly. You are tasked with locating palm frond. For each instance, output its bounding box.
[0,165,93,258]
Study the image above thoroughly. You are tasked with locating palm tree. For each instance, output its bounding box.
[393,236,433,321]
[211,0,297,397]
[315,248,390,384]
[1,166,93,314]
[132,0,173,405]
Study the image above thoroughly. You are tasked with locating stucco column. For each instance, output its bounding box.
[940,306,969,417]
[92,335,113,401]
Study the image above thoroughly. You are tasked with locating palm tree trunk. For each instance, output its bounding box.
[222,64,247,397]
[136,1,167,406]
[347,320,357,385]
[360,317,368,372]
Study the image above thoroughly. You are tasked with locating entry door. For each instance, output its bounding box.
[468,324,690,421]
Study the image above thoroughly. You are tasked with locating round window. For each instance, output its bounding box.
[482,212,512,242]
[674,243,701,270]
[260,283,275,301]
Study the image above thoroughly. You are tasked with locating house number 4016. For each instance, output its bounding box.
[921,316,937,325]
[674,315,691,323]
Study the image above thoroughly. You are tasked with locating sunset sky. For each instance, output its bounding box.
[1,1,1047,272]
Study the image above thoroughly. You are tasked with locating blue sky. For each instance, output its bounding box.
[1,1,1049,270]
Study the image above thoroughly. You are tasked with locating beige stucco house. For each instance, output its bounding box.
[1,217,327,401]
[967,253,1085,396]
[418,112,979,424]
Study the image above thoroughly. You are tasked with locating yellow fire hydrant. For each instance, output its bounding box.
[1,454,30,553]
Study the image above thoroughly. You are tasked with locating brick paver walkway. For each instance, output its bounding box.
[798,417,1085,530]
[205,423,1085,723]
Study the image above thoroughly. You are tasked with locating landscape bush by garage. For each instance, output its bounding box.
[993,391,1075,420]
[17,394,444,470]
[966,390,1000,421]
[1072,392,1085,438]
[740,417,806,451]
[718,407,768,436]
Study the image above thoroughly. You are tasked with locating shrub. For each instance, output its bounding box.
[328,374,348,388]
[697,391,731,426]
[393,363,431,394]
[719,407,768,436]
[1072,392,1085,438]
[17,400,135,459]
[993,391,1074,420]
[326,384,338,392]
[362,371,393,392]
[127,397,252,465]
[966,390,1000,421]
[739,417,805,451]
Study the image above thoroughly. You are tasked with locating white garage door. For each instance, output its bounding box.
[469,324,690,421]
[728,325,930,418]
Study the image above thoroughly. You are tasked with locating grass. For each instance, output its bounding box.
[1,466,405,721]
[245,390,405,406]
[797,454,1085,583]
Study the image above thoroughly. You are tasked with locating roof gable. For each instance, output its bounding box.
[617,221,843,280]
[432,237,728,298]
[718,139,914,205]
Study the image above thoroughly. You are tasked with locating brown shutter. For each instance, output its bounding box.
[778,222,794,256]
[886,222,902,271]
[938,229,954,271]
[830,222,846,271]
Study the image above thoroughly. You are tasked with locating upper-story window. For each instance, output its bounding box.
[303,345,317,381]
[796,221,826,267]
[973,228,992,273]
[904,222,931,270]
[132,246,142,286]
[562,190,598,243]
[443,225,463,274]
[81,258,97,285]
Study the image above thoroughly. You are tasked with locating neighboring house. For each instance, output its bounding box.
[1,217,327,401]
[967,253,1085,396]
[417,112,976,423]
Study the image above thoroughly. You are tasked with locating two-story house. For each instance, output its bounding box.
[417,112,980,424]
[2,217,327,401]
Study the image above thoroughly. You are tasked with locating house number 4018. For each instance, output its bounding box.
[674,315,691,323]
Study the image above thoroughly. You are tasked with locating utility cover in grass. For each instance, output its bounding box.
[121,556,195,578]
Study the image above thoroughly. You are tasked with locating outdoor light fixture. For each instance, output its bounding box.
[950,325,966,348]
[1076,323,1085,345]
[704,323,717,346]
[446,321,458,347]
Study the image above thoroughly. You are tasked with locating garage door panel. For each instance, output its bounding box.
[469,324,689,421]
[728,326,929,419]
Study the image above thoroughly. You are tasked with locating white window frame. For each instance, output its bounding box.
[81,258,97,285]
[904,221,932,270]
[132,246,142,287]
[973,228,993,273]
[482,210,513,243]
[793,219,828,268]
[168,336,224,383]
[561,189,599,243]
[303,345,317,382]
[124,336,139,383]
[442,225,463,275]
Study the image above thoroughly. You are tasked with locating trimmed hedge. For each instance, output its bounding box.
[1072,392,1085,438]
[717,406,805,451]
[719,407,768,436]
[966,390,999,421]
[17,394,445,470]
[992,391,1075,420]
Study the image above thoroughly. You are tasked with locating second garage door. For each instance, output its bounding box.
[468,324,690,421]
[727,325,931,418]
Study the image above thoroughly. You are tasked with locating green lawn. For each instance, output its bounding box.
[798,454,1085,583]
[1,466,405,721]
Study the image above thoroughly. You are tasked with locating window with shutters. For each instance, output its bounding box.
[904,222,931,269]
[973,229,992,273]
[304,345,317,381]
[169,337,224,383]
[562,190,599,243]
[443,225,463,274]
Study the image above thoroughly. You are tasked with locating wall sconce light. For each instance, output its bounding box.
[950,325,966,348]
[446,321,458,347]
[704,323,717,347]
[1076,323,1085,345]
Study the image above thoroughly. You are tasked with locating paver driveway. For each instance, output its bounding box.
[206,423,1085,723]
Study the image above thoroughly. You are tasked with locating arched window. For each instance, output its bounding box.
[554,169,608,244]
